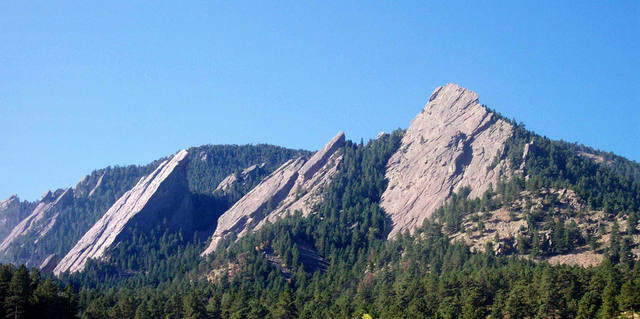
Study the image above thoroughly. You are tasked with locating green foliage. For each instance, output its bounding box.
[500,121,640,214]
[8,113,640,318]
[0,265,77,318]
[0,164,160,266]
[186,144,310,195]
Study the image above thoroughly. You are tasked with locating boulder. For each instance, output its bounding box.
[215,163,266,194]
[39,254,59,273]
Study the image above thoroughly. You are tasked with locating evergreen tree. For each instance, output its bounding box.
[5,265,30,319]
[273,291,297,319]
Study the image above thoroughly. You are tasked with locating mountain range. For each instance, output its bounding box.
[1,83,639,318]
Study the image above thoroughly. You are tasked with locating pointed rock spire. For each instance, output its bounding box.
[380,83,514,238]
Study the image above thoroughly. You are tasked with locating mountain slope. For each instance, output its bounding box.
[3,83,636,319]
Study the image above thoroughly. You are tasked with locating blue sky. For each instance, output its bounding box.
[1,1,638,201]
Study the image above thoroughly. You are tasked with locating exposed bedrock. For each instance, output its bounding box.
[202,132,345,255]
[54,150,193,274]
[381,83,514,238]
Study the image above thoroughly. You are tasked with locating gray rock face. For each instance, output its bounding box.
[202,132,345,255]
[0,195,33,242]
[0,161,159,267]
[215,163,266,194]
[0,188,74,258]
[54,150,190,274]
[381,83,513,238]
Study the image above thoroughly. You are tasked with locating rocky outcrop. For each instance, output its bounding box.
[0,161,160,267]
[0,195,33,242]
[215,163,266,194]
[202,132,345,255]
[39,254,59,273]
[256,132,345,227]
[381,83,514,238]
[0,188,74,257]
[54,150,191,274]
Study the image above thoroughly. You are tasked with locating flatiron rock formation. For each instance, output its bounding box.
[381,83,513,238]
[0,188,74,261]
[0,195,34,241]
[202,132,345,255]
[54,150,191,274]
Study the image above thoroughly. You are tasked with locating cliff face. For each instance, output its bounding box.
[0,188,74,266]
[0,163,158,268]
[202,132,345,255]
[54,150,191,274]
[381,83,513,238]
[0,195,34,242]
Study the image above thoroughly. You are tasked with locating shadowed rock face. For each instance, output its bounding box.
[39,254,59,273]
[202,132,345,255]
[381,83,513,238]
[54,150,191,275]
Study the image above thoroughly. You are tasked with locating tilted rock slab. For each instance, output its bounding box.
[54,150,190,274]
[0,188,74,257]
[381,83,513,238]
[202,132,345,255]
[0,195,34,242]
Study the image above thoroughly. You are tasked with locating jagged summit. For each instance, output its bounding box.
[381,83,514,238]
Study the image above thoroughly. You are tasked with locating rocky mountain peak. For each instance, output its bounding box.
[381,83,513,238]
[299,132,345,182]
[54,149,191,274]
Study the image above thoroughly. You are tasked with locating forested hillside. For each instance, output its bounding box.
[2,86,639,318]
[48,130,640,318]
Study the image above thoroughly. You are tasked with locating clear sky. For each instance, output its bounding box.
[1,1,638,201]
